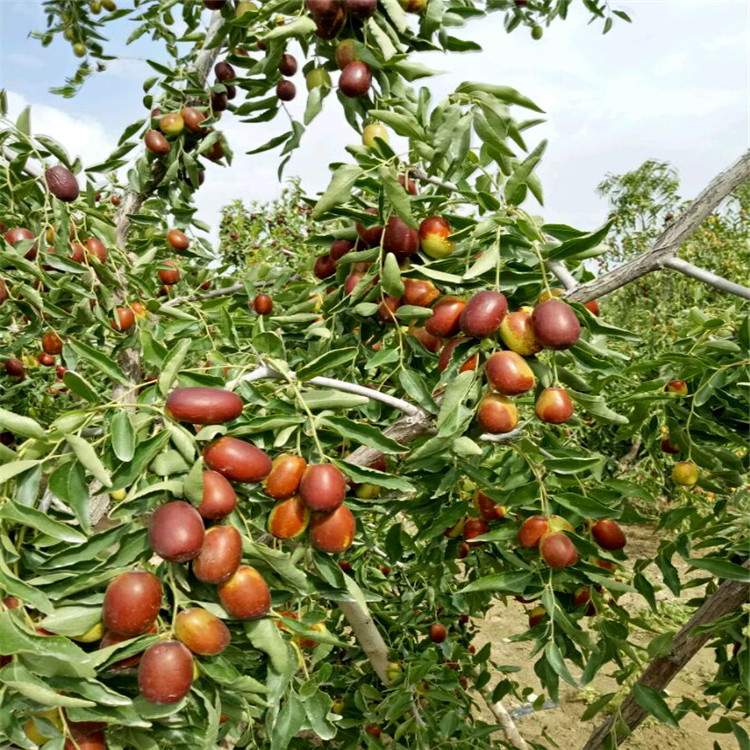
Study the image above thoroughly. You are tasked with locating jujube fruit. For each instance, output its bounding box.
[419,216,453,259]
[463,517,490,544]
[218,565,271,619]
[111,307,135,332]
[42,331,63,355]
[459,290,508,338]
[5,358,26,379]
[175,608,231,656]
[181,108,206,135]
[149,501,205,563]
[192,525,243,584]
[539,532,578,569]
[425,297,466,338]
[314,253,337,279]
[362,122,388,147]
[102,571,162,636]
[138,640,193,704]
[198,470,237,520]
[437,337,477,373]
[500,307,542,356]
[265,454,307,499]
[355,208,383,247]
[672,461,699,486]
[276,80,296,102]
[476,394,518,434]
[167,229,190,249]
[45,165,79,202]
[485,350,535,395]
[591,519,626,551]
[159,112,185,137]
[84,237,107,263]
[665,379,688,396]
[279,53,298,76]
[535,387,574,424]
[268,495,311,539]
[429,623,447,643]
[253,293,273,315]
[166,387,243,425]
[310,504,356,553]
[402,278,439,308]
[339,61,371,98]
[383,216,419,259]
[158,259,180,285]
[329,238,355,260]
[300,463,347,512]
[214,60,236,82]
[145,130,170,155]
[203,437,271,482]
[473,490,505,521]
[532,299,581,350]
[336,38,356,69]
[517,515,549,548]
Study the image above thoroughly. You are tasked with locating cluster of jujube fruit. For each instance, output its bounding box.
[95,385,358,706]
[660,379,702,490]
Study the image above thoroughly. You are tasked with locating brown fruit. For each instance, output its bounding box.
[253,293,273,315]
[138,640,193,704]
[70,242,85,262]
[276,80,296,101]
[145,129,170,155]
[211,91,228,112]
[459,290,508,338]
[531,299,581,350]
[528,606,545,628]
[279,53,298,76]
[181,107,206,135]
[192,525,243,583]
[329,238,355,260]
[425,297,466,338]
[204,437,271,483]
[383,216,419,259]
[377,295,401,323]
[411,326,442,353]
[345,0,377,18]
[437,337,477,373]
[42,331,63,355]
[38,352,55,366]
[214,60,236,82]
[102,571,162,637]
[64,723,107,750]
[5,358,26,379]
[418,216,453,259]
[539,532,578,569]
[591,520,626,551]
[175,608,230,656]
[535,387,574,424]
[499,307,542,356]
[573,587,591,607]
[402,278,439,308]
[339,61,371,98]
[83,237,107,263]
[477,394,518,435]
[45,165,79,202]
[166,387,243,425]
[463,517,490,544]
[149,501,205,563]
[429,622,447,643]
[314,253,337,279]
[310,0,346,39]
[517,515,549,548]
[355,207,383,247]
[218,565,271,619]
[300,463,347,512]
[5,227,37,259]
[111,307,136,332]
[660,436,680,454]
[167,229,190,250]
[204,0,227,8]
[198,470,237,520]
[398,174,418,195]
[365,725,382,738]
[0,278,7,305]
[265,454,307,499]
[584,300,600,316]
[268,495,311,539]
[485,351,535,395]
[310,504,356,553]
[344,271,363,296]
[158,259,180,285]
[336,39,357,70]
[473,490,505,521]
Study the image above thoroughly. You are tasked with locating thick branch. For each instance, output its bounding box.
[567,152,750,303]
[546,260,577,291]
[663,257,750,300]
[480,690,529,750]
[336,600,391,684]
[583,560,750,750]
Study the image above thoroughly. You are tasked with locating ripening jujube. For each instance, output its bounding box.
[166,387,244,425]
[198,470,237,520]
[138,640,194,704]
[218,565,272,619]
[148,501,205,563]
[102,571,162,637]
[310,504,356,554]
[299,463,347,512]
[203,437,271,482]
[192,525,243,584]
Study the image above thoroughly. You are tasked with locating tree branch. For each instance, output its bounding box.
[566,152,750,303]
[582,560,750,750]
[662,257,750,300]
[165,283,245,307]
[479,689,529,750]
[546,260,577,291]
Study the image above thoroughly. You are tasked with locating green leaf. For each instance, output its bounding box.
[688,558,750,582]
[312,164,363,219]
[271,694,306,750]
[68,339,129,385]
[381,169,417,229]
[504,140,547,205]
[380,0,407,32]
[464,244,499,280]
[0,662,95,707]
[0,502,86,543]
[398,370,437,413]
[382,253,405,297]
[570,391,628,425]
[368,110,426,141]
[455,82,544,112]
[296,348,357,380]
[48,460,90,533]
[63,371,99,402]
[0,408,46,439]
[65,434,112,487]
[38,607,101,638]
[546,220,613,261]
[0,460,42,483]
[111,411,136,463]
[301,390,370,410]
[158,338,192,396]
[460,571,534,594]
[244,618,290,673]
[321,416,405,454]
[545,642,577,686]
[16,106,31,135]
[436,370,476,434]
[264,15,316,40]
[335,460,413,491]
[632,684,679,728]
[0,553,53,614]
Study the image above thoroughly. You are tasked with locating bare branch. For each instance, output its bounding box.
[336,600,392,685]
[663,257,750,300]
[567,152,750,303]
[410,167,459,193]
[546,260,577,291]
[1,147,42,179]
[583,559,750,750]
[479,689,529,750]
[165,283,245,307]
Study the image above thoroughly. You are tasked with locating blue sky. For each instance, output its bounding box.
[1,1,748,237]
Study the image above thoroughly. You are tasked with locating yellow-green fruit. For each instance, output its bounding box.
[102,0,117,9]
[73,43,87,58]
[362,123,389,148]
[160,113,185,137]
[332,699,344,714]
[90,1,102,13]
[306,68,331,91]
[236,1,258,16]
[672,461,699,486]
[24,710,62,744]
[386,661,404,683]
[110,488,126,501]
[64,28,75,41]
[355,483,380,499]
[72,621,105,643]
[531,25,543,40]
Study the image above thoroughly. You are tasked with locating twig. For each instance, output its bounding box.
[165,283,245,307]
[566,152,750,303]
[582,559,750,750]
[410,167,459,193]
[546,260,577,291]
[480,689,529,750]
